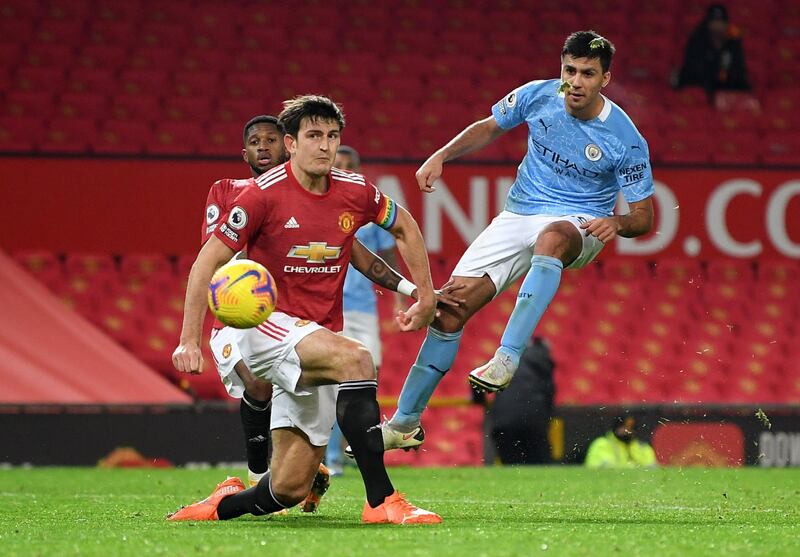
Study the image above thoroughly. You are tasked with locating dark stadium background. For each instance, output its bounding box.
[1,0,798,469]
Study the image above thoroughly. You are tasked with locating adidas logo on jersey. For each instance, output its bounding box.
[284,217,300,229]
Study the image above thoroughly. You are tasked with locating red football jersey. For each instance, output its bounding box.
[213,161,398,331]
[202,177,256,330]
[202,178,254,244]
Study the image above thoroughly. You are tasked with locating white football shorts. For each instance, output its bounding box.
[343,310,382,368]
[209,325,246,398]
[452,211,605,296]
[236,311,337,447]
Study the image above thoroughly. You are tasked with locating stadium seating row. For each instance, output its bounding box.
[0,0,796,163]
[12,250,800,405]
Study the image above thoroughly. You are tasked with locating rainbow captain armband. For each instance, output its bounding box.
[375,195,398,230]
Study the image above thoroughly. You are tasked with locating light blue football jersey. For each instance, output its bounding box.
[343,223,396,315]
[491,78,654,217]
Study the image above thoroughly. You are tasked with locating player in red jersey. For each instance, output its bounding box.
[171,95,442,524]
[203,114,335,512]
[205,115,440,509]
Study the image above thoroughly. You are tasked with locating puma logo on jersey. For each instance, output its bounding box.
[284,216,300,229]
[539,119,550,134]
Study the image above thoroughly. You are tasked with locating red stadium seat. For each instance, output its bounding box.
[178,48,231,73]
[38,118,98,154]
[374,76,426,103]
[748,301,796,326]
[210,98,268,125]
[222,73,273,100]
[615,363,669,404]
[94,120,151,155]
[711,132,760,165]
[759,259,800,282]
[94,310,144,349]
[670,374,725,404]
[0,115,39,151]
[13,66,65,92]
[665,87,709,110]
[760,111,800,134]
[87,19,138,45]
[3,90,53,118]
[275,75,329,104]
[64,253,116,276]
[556,367,615,405]
[602,259,652,280]
[163,97,213,122]
[170,70,221,99]
[23,43,74,68]
[12,250,63,289]
[148,122,204,155]
[76,44,128,69]
[118,68,171,95]
[65,67,116,94]
[199,122,243,157]
[56,92,108,120]
[722,373,778,404]
[139,21,190,50]
[120,254,173,279]
[660,130,713,164]
[653,259,704,283]
[706,259,754,282]
[35,18,84,44]
[702,281,752,305]
[761,132,800,165]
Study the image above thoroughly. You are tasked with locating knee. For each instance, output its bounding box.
[269,475,309,507]
[432,307,467,333]
[535,224,582,261]
[244,378,272,401]
[332,340,376,382]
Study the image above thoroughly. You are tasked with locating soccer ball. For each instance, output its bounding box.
[207,259,277,329]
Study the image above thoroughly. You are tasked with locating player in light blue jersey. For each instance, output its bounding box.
[326,146,403,475]
[380,30,655,451]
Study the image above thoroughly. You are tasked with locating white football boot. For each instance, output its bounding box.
[344,420,425,458]
[468,349,518,392]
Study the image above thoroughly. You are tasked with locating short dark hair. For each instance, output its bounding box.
[561,30,615,73]
[278,95,345,138]
[337,145,360,167]
[242,115,280,145]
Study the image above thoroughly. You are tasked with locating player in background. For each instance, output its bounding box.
[170,95,442,524]
[380,31,655,450]
[324,145,405,476]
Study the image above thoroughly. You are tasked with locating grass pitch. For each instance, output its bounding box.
[1,466,798,557]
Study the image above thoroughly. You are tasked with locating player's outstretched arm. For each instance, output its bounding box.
[416,116,507,193]
[350,239,404,293]
[350,240,466,311]
[580,197,654,243]
[173,236,236,374]
[386,207,437,331]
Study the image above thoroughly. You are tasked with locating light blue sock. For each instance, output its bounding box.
[499,255,563,365]
[326,422,344,466]
[390,327,462,431]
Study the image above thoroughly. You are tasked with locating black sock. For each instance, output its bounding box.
[217,472,288,519]
[241,392,271,474]
[337,380,394,508]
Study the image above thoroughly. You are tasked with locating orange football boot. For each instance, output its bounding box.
[301,463,331,513]
[167,477,245,521]
[362,491,442,525]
